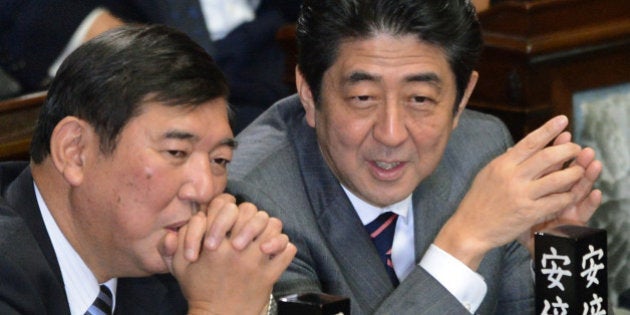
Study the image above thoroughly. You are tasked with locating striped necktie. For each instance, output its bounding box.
[365,212,399,286]
[85,285,113,315]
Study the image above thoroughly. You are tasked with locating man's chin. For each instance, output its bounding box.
[135,257,171,277]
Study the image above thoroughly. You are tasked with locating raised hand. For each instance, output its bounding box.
[517,133,602,255]
[434,115,602,269]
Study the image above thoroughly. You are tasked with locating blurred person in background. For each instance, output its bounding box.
[0,0,302,133]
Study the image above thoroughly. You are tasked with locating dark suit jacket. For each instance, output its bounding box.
[227,95,535,314]
[0,161,187,314]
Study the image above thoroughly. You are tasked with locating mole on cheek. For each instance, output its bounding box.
[144,167,154,180]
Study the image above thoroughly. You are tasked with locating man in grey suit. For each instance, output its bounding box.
[227,0,603,313]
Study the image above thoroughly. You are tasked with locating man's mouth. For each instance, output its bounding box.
[369,159,406,181]
[375,161,401,170]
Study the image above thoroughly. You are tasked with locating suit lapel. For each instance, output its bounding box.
[3,164,70,313]
[290,119,395,313]
[412,161,455,262]
[4,166,65,284]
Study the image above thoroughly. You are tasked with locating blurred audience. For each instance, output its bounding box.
[0,0,301,132]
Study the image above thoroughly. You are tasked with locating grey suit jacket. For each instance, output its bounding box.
[0,162,187,314]
[228,95,535,314]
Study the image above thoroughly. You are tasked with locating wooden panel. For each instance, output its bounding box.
[471,0,630,140]
[276,23,298,93]
[0,91,46,161]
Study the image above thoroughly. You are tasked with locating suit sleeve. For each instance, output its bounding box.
[280,231,475,314]
[493,241,535,313]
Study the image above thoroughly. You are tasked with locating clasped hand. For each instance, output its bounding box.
[436,115,602,269]
[160,193,297,314]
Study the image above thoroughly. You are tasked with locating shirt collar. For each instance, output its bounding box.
[341,185,411,225]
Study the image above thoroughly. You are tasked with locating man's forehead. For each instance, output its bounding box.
[333,35,449,69]
[327,37,452,88]
[128,98,232,139]
[338,32,445,54]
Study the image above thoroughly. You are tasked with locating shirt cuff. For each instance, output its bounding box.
[49,8,107,77]
[419,244,488,313]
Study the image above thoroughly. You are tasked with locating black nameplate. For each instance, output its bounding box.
[277,293,350,315]
[535,225,607,315]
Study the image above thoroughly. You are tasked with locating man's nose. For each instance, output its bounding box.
[179,153,215,205]
[373,101,408,147]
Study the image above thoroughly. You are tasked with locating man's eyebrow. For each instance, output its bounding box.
[220,138,238,149]
[405,73,442,85]
[346,71,381,84]
[345,71,442,86]
[164,131,238,149]
[164,130,197,141]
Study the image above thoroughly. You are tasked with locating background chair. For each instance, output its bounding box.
[0,91,46,161]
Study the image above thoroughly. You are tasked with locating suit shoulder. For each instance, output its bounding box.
[439,109,513,187]
[0,161,29,196]
[230,95,303,179]
[453,109,513,150]
[459,109,511,133]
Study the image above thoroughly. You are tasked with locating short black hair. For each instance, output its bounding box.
[31,24,230,163]
[296,0,482,110]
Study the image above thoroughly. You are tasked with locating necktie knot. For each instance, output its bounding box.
[365,212,399,286]
[85,284,113,315]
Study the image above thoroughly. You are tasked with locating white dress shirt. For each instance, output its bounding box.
[342,186,487,313]
[35,183,117,315]
[200,0,261,40]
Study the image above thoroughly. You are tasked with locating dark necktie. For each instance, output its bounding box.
[365,212,400,286]
[85,284,113,315]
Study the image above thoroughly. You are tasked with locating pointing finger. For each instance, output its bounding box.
[508,115,569,164]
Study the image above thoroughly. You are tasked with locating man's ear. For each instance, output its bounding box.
[296,66,317,128]
[452,71,479,130]
[49,117,90,186]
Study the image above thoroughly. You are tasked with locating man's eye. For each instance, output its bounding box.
[212,158,231,167]
[167,150,188,158]
[413,96,428,103]
[354,95,370,101]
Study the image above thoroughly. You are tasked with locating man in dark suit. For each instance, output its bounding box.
[0,24,295,314]
[226,0,603,314]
